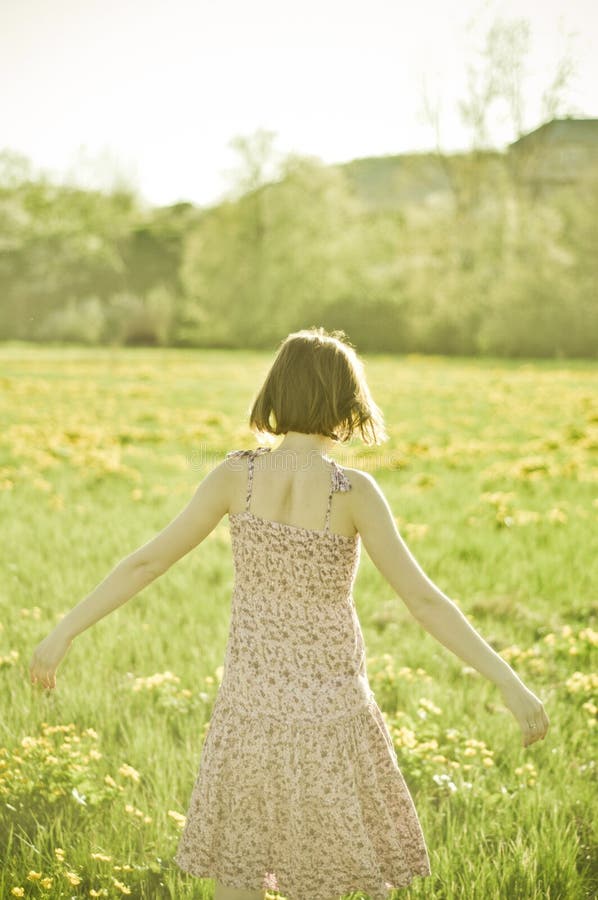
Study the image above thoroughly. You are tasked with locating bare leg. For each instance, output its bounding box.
[213,880,264,900]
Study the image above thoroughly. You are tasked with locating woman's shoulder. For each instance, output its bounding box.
[338,464,380,495]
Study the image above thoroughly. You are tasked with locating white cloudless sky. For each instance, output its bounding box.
[1,0,596,207]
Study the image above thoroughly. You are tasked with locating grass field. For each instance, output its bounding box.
[1,342,596,899]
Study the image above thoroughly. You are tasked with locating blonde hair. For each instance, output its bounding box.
[248,326,388,445]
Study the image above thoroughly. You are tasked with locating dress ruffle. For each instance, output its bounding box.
[175,697,431,900]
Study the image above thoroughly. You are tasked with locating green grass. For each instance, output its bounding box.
[0,342,596,899]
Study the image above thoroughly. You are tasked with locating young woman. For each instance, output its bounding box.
[30,326,549,900]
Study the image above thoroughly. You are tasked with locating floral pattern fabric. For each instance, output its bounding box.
[175,447,432,899]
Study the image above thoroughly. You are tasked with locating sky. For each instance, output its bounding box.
[1,0,596,208]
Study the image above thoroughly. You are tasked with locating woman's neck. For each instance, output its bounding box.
[275,431,332,456]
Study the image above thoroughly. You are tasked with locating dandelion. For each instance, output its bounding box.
[118,763,141,782]
[40,877,53,889]
[27,870,42,880]
[11,888,25,897]
[112,878,132,894]
[529,658,546,673]
[168,809,187,827]
[65,871,82,886]
[394,727,417,749]
[482,757,494,767]
[54,847,66,861]
[546,507,568,523]
[580,628,598,647]
[91,852,112,862]
[566,672,598,694]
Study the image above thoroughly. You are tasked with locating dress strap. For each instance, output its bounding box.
[324,458,352,533]
[225,447,270,513]
[245,450,258,512]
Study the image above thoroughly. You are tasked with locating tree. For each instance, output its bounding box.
[180,132,373,347]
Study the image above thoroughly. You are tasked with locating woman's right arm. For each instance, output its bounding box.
[350,469,550,747]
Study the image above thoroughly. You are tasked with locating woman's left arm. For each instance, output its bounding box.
[29,459,231,690]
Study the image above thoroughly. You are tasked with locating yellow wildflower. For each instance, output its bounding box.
[168,809,186,827]
[580,628,598,646]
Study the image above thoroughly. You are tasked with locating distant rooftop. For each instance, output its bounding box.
[509,117,598,149]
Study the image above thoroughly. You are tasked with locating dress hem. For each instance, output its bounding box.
[174,854,433,898]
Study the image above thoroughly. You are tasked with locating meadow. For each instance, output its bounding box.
[0,342,596,899]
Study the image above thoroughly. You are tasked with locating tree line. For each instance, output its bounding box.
[0,137,596,358]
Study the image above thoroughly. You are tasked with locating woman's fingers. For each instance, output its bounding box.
[522,709,550,746]
[30,659,56,691]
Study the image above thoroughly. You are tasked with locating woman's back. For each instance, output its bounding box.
[226,446,358,538]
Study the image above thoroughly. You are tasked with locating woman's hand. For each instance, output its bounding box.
[498,677,550,747]
[29,630,73,691]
